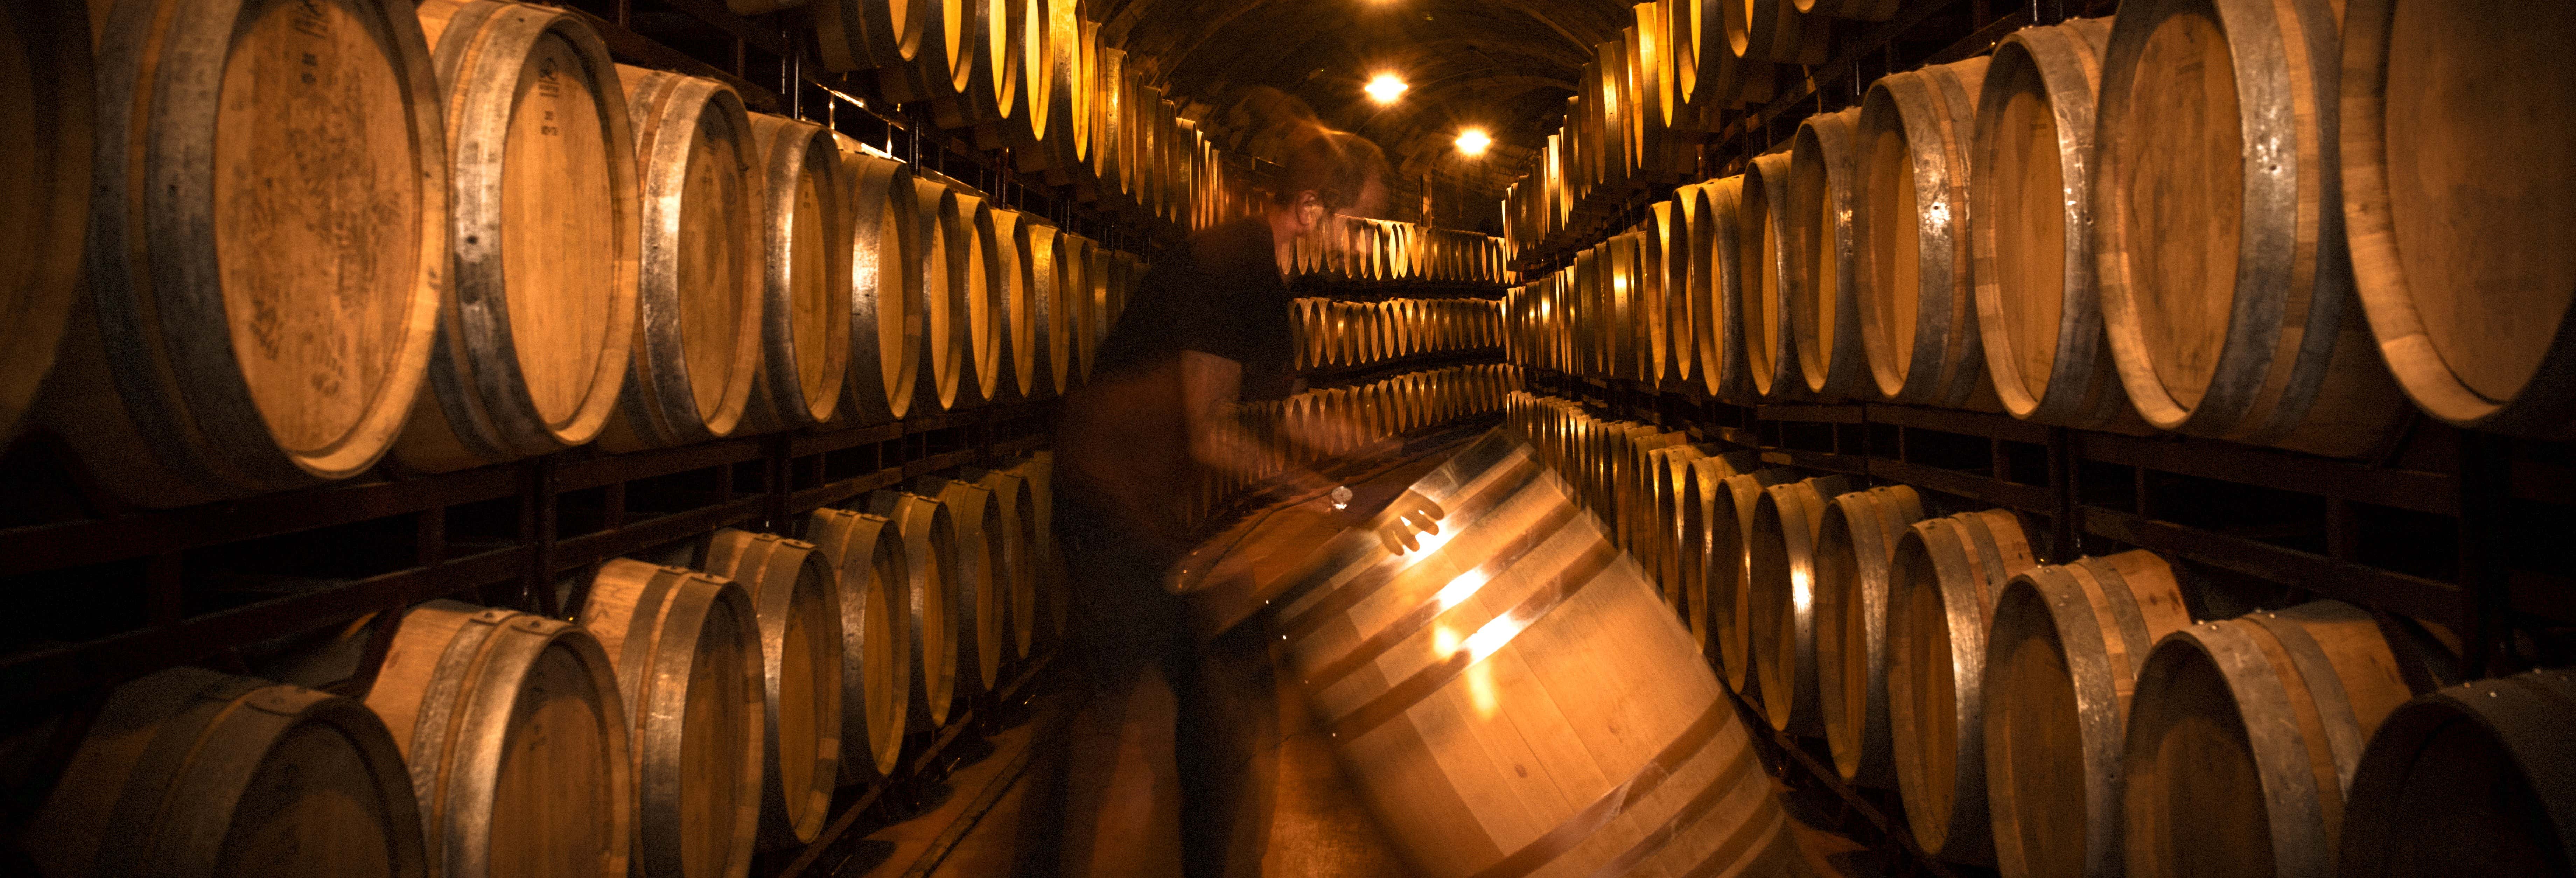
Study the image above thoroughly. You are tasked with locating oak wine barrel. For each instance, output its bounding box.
[364,600,632,878]
[1568,248,1598,376]
[1983,548,2192,878]
[577,561,763,878]
[1608,423,1665,538]
[927,0,1015,131]
[396,1,638,474]
[701,530,843,849]
[810,0,927,76]
[1662,0,1702,119]
[1747,473,1854,731]
[1086,46,1126,201]
[1648,443,1712,610]
[2122,600,2417,878]
[908,178,967,412]
[1796,0,1900,21]
[1662,185,1707,386]
[998,0,1050,149]
[1013,218,1059,398]
[1694,2,1777,112]
[1595,46,1632,187]
[2338,0,2576,438]
[1886,508,2038,864]
[1856,58,1993,408]
[1705,465,1796,693]
[1058,9,1096,173]
[1612,234,1648,380]
[598,67,763,453]
[28,667,427,878]
[1728,0,1828,66]
[981,204,1028,402]
[742,114,851,431]
[1632,5,1674,174]
[1010,0,1090,178]
[1623,23,1655,180]
[837,137,919,426]
[0,0,88,442]
[1673,451,1737,649]
[51,0,446,507]
[1622,436,1683,590]
[973,468,1043,661]
[1088,247,1116,347]
[867,489,965,729]
[871,0,950,106]
[1618,428,1684,561]
[1696,176,1758,399]
[1674,450,1760,649]
[2336,667,2576,877]
[1789,107,1870,400]
[1058,233,1098,384]
[1640,206,1676,382]
[941,188,996,408]
[1970,17,2135,429]
[1815,484,1928,787]
[2094,0,2406,457]
[810,0,876,72]
[804,507,913,779]
[1009,452,1069,641]
[917,477,1011,692]
[1265,432,1805,878]
[1107,250,1139,331]
[1742,152,1805,401]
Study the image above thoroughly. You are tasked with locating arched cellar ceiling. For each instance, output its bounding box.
[1099,0,1643,194]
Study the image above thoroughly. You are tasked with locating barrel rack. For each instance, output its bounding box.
[1509,0,2117,276]
[0,399,1056,713]
[1517,367,2576,877]
[559,0,1185,261]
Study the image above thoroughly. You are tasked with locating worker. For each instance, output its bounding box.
[1050,120,1389,876]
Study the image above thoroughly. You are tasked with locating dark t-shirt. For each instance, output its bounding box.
[1087,217,1294,392]
[1054,217,1293,537]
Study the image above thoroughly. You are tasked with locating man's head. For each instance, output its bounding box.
[1271,127,1390,235]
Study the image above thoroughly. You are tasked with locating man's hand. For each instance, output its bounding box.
[1376,490,1447,554]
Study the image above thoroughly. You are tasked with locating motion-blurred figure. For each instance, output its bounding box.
[1051,93,1389,876]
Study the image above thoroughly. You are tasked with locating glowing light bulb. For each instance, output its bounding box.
[1365,73,1408,105]
[1456,128,1491,157]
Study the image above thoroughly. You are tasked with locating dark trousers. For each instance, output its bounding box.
[1052,492,1225,876]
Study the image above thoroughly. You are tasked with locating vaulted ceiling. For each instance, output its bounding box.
[1097,0,1644,196]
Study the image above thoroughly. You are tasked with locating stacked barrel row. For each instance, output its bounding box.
[1505,3,2576,445]
[811,0,1263,231]
[27,454,1066,878]
[1504,390,2574,878]
[1292,298,1506,370]
[1195,364,1523,518]
[1501,0,1907,255]
[1291,215,1514,284]
[11,0,1144,510]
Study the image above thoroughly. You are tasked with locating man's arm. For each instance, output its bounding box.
[1179,350,1334,497]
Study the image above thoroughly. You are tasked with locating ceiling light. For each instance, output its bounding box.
[1365,73,1408,105]
[1456,127,1491,157]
